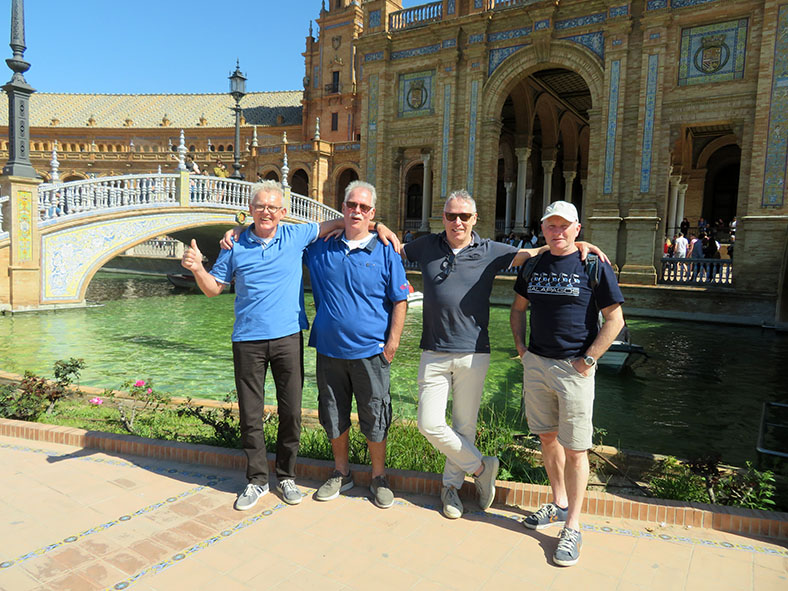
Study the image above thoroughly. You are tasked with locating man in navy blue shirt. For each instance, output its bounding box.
[510,201,624,567]
[305,181,408,509]
[183,181,398,512]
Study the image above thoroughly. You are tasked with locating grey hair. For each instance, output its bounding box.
[344,180,377,207]
[444,189,477,213]
[250,180,285,204]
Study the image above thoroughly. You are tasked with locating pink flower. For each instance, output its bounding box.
[134,380,146,387]
[146,388,152,394]
[89,397,103,405]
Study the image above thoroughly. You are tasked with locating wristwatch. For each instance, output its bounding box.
[583,355,596,367]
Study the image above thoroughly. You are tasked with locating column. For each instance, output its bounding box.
[579,177,587,204]
[563,170,577,203]
[504,181,514,234]
[676,183,688,234]
[667,174,680,236]
[419,152,432,232]
[525,189,534,230]
[513,147,530,234]
[542,160,556,204]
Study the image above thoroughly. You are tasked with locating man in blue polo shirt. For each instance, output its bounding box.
[306,181,408,509]
[183,181,398,511]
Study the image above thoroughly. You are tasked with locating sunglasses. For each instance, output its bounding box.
[444,212,474,222]
[345,201,373,214]
[435,253,456,282]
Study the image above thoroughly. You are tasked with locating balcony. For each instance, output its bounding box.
[389,1,443,31]
[324,82,342,94]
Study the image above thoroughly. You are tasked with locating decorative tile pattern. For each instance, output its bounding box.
[323,20,352,30]
[489,44,528,74]
[398,70,435,118]
[535,19,550,31]
[604,60,622,194]
[555,12,606,31]
[258,146,282,154]
[441,84,452,198]
[677,18,748,86]
[335,143,360,151]
[488,26,532,42]
[367,74,379,185]
[612,39,624,46]
[442,39,457,48]
[41,212,235,301]
[647,0,668,8]
[16,190,32,263]
[672,0,719,7]
[640,54,660,193]
[474,0,484,8]
[369,9,381,27]
[650,32,662,39]
[365,51,384,62]
[561,31,605,60]
[391,43,441,61]
[314,65,319,89]
[469,33,485,44]
[762,4,788,207]
[467,80,480,193]
[447,0,456,15]
[609,5,629,17]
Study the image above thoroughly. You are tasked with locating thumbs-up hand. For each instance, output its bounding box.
[181,239,205,272]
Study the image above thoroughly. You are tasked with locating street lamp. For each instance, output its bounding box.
[228,60,246,180]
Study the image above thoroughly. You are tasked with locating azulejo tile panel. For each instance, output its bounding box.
[535,19,550,31]
[467,80,480,193]
[442,39,457,49]
[489,44,529,74]
[16,190,32,263]
[398,70,435,118]
[762,4,788,207]
[488,26,532,43]
[391,43,441,61]
[447,0,456,15]
[369,9,381,27]
[604,60,622,194]
[441,84,452,198]
[647,0,668,8]
[677,18,748,86]
[367,74,379,185]
[609,5,629,18]
[469,33,485,44]
[41,212,236,301]
[555,12,606,31]
[672,0,719,8]
[365,51,384,62]
[640,54,660,193]
[561,31,605,60]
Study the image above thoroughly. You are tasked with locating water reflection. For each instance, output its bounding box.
[0,271,785,467]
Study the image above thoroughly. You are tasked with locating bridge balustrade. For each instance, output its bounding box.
[389,1,443,31]
[659,257,733,286]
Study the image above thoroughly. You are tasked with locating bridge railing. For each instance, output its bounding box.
[35,173,340,225]
[658,257,733,286]
[389,1,443,31]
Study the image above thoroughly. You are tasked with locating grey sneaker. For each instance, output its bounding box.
[370,475,394,509]
[523,503,568,530]
[554,527,583,567]
[474,456,499,510]
[276,479,302,505]
[234,482,268,511]
[440,485,463,519]
[315,470,354,501]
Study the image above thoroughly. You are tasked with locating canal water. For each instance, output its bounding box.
[1,271,786,467]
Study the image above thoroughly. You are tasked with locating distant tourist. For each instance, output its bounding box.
[680,217,690,238]
[510,200,624,568]
[729,216,737,236]
[403,229,415,243]
[674,232,688,258]
[728,235,735,261]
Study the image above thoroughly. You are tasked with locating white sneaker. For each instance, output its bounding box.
[234,482,268,511]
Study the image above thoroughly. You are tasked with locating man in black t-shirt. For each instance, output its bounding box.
[510,201,624,568]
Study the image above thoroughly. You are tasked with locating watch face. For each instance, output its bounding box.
[584,356,595,367]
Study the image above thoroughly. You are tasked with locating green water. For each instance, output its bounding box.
[2,271,786,467]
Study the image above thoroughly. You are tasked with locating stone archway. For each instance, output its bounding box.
[334,167,359,209]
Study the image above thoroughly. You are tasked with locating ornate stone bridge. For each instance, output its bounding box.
[0,172,340,311]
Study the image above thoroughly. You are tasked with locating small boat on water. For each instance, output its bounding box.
[598,325,647,372]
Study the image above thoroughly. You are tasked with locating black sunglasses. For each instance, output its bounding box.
[444,212,474,222]
[435,253,456,282]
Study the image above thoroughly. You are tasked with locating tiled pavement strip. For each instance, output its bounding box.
[0,435,786,591]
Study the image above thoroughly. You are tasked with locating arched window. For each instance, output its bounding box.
[291,169,309,195]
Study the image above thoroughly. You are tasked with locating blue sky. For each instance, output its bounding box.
[0,0,422,95]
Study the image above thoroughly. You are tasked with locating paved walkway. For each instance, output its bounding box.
[0,434,786,591]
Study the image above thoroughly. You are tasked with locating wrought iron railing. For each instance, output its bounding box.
[659,257,733,286]
[757,402,788,461]
[389,1,443,31]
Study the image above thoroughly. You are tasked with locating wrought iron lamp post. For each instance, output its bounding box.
[228,61,246,180]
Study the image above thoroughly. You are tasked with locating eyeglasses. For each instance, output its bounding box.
[252,204,283,214]
[345,201,373,214]
[435,253,456,282]
[444,212,474,222]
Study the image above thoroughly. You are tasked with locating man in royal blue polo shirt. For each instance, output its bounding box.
[306,181,408,509]
[183,181,398,511]
[511,201,624,567]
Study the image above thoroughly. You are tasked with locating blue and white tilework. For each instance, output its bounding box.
[640,54,660,193]
[489,45,528,74]
[441,84,452,198]
[447,0,456,15]
[609,5,629,18]
[650,32,662,40]
[535,19,550,31]
[672,0,719,8]
[488,26,532,43]
[369,9,381,27]
[561,31,605,60]
[469,33,485,44]
[314,65,319,89]
[367,74,379,185]
[647,0,668,8]
[365,51,384,62]
[467,80,480,193]
[391,43,441,61]
[442,39,457,48]
[555,12,606,31]
[398,70,435,118]
[604,60,622,194]
[677,18,748,86]
[762,4,788,207]
[474,0,484,8]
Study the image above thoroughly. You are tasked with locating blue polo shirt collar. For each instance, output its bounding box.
[246,224,278,247]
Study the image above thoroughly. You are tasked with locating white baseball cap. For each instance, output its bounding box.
[541,201,579,223]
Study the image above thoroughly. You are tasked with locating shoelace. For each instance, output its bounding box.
[444,486,460,504]
[281,480,298,494]
[242,483,263,497]
[556,528,579,553]
[533,503,557,520]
